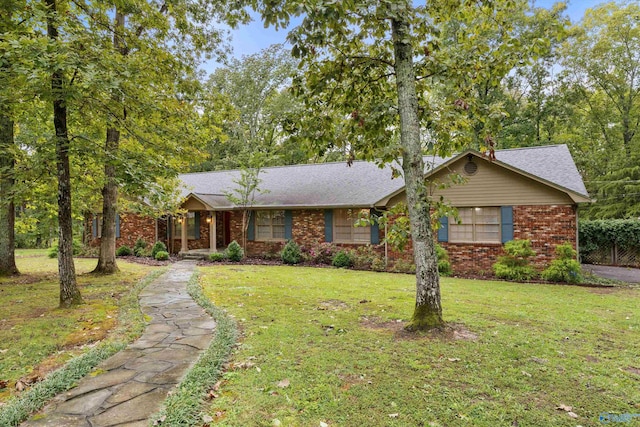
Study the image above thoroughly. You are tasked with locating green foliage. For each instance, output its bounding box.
[133,238,147,257]
[542,243,582,284]
[579,220,640,258]
[226,241,244,262]
[209,252,227,262]
[332,250,353,268]
[303,242,338,265]
[151,241,168,259]
[281,240,302,265]
[390,259,417,274]
[436,244,452,276]
[154,251,169,261]
[195,44,305,171]
[350,245,384,271]
[493,240,537,281]
[47,240,83,258]
[116,245,133,257]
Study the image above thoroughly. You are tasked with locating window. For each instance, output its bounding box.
[174,212,197,239]
[333,209,370,243]
[256,210,285,241]
[449,207,500,243]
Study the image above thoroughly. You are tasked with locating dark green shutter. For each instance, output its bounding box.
[284,210,293,240]
[324,210,333,243]
[247,211,255,241]
[194,212,200,239]
[115,214,121,238]
[437,216,448,242]
[501,206,514,243]
[92,217,97,238]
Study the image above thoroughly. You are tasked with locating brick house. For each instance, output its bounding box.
[89,144,590,274]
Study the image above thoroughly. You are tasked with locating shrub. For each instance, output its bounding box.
[304,242,338,264]
[390,259,416,274]
[281,240,302,265]
[134,238,147,257]
[332,250,353,268]
[116,245,133,256]
[542,243,583,284]
[49,240,83,258]
[492,239,537,281]
[351,245,384,270]
[209,252,227,262]
[226,240,244,262]
[371,257,387,272]
[154,250,169,261]
[436,244,452,276]
[151,241,168,259]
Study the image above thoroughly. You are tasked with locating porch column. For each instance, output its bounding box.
[210,211,217,252]
[181,216,188,252]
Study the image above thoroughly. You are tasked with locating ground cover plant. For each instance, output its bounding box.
[0,249,156,404]
[199,265,640,426]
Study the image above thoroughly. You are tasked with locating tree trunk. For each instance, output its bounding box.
[391,16,444,330]
[46,0,82,307]
[93,10,126,274]
[0,113,19,276]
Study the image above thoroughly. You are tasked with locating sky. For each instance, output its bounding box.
[202,0,607,75]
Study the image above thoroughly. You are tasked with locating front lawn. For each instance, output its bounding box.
[199,265,639,427]
[0,251,158,403]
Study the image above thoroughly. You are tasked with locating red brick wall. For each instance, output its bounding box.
[439,205,577,274]
[102,204,578,275]
[89,213,157,249]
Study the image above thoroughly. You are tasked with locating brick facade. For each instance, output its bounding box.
[98,204,577,275]
[89,213,157,249]
[439,205,577,274]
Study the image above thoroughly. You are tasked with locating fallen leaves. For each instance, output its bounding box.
[276,378,290,388]
[556,404,578,419]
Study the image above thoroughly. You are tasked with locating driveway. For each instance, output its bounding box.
[582,264,640,284]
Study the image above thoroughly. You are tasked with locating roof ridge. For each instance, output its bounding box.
[179,159,386,176]
[494,144,565,153]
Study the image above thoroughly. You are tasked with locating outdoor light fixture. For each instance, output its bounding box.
[177,217,183,224]
[206,216,212,224]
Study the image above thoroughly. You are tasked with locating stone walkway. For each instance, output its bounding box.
[22,261,215,427]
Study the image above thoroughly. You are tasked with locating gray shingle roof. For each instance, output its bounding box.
[178,144,589,209]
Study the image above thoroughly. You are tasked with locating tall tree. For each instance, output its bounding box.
[198,44,305,171]
[0,0,23,276]
[45,0,82,306]
[93,9,126,274]
[251,0,548,329]
[561,2,640,218]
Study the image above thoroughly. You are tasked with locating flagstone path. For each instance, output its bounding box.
[22,260,215,427]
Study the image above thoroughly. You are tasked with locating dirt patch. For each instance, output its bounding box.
[586,287,618,294]
[360,316,478,341]
[117,256,173,266]
[317,299,349,311]
[338,373,367,391]
[0,274,57,287]
[624,366,640,376]
[585,355,600,363]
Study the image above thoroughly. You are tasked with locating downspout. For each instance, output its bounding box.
[575,205,580,262]
[384,222,388,268]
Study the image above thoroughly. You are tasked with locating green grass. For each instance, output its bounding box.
[198,265,640,427]
[0,250,157,402]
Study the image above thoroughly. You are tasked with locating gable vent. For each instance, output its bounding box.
[463,160,478,176]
